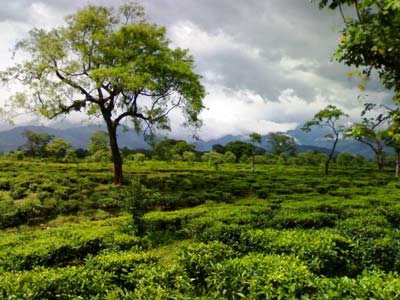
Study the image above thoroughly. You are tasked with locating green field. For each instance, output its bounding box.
[1,159,400,299]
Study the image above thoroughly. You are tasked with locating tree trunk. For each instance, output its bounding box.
[251,154,255,172]
[376,150,384,171]
[103,116,123,185]
[109,129,123,185]
[396,149,400,178]
[324,136,338,176]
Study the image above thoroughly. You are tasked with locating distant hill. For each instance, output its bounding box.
[0,124,382,158]
[0,125,149,153]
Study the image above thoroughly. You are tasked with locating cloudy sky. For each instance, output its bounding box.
[0,0,392,140]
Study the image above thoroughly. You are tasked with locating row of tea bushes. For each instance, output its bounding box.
[3,239,400,299]
[0,251,158,300]
[0,159,399,228]
[0,216,149,272]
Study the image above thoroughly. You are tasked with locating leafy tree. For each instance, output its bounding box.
[182,151,196,163]
[381,112,400,176]
[212,144,226,154]
[1,3,205,184]
[225,141,253,162]
[268,133,297,156]
[313,0,400,98]
[75,148,89,159]
[46,138,71,160]
[88,131,109,155]
[153,139,177,160]
[249,132,262,172]
[223,151,236,163]
[171,141,196,157]
[294,151,327,166]
[20,130,54,158]
[202,151,224,170]
[132,153,146,163]
[344,104,390,171]
[64,149,78,163]
[302,105,348,175]
[335,152,369,169]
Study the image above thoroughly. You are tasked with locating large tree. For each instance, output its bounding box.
[20,130,54,158]
[344,103,391,171]
[313,0,400,98]
[1,3,205,184]
[302,105,348,175]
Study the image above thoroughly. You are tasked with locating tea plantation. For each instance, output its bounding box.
[1,159,400,299]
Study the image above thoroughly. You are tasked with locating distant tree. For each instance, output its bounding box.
[64,149,78,163]
[212,144,226,154]
[182,151,196,164]
[133,153,146,163]
[75,148,89,159]
[153,139,193,161]
[294,151,327,167]
[223,151,236,163]
[46,138,72,160]
[202,151,224,170]
[336,152,360,169]
[249,132,262,172]
[171,141,196,157]
[302,105,348,175]
[88,131,109,156]
[268,133,297,156]
[225,141,253,162]
[345,103,391,171]
[0,3,205,184]
[239,153,250,164]
[21,130,54,158]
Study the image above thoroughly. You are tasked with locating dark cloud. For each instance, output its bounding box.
[142,0,382,103]
[0,0,393,138]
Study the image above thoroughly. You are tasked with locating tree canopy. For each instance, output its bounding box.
[303,105,348,175]
[0,2,205,184]
[313,0,400,98]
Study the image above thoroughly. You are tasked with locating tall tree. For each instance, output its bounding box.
[302,105,348,175]
[225,141,253,163]
[1,3,205,184]
[344,103,390,171]
[313,0,400,99]
[20,130,54,158]
[249,132,262,172]
[380,109,400,176]
[268,133,297,156]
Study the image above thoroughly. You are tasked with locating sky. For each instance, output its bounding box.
[0,0,393,140]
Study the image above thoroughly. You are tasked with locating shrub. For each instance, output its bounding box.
[177,241,235,288]
[205,253,316,299]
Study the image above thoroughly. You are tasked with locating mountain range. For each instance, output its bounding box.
[0,124,379,158]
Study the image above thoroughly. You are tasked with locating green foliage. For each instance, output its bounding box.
[1,2,205,184]
[46,138,71,160]
[21,130,54,158]
[223,151,236,163]
[314,0,400,95]
[122,178,156,235]
[2,160,400,297]
[88,131,109,155]
[205,253,316,299]
[225,141,253,162]
[268,133,297,156]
